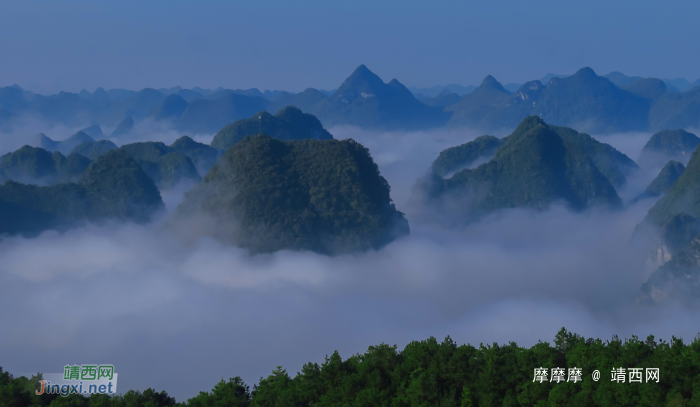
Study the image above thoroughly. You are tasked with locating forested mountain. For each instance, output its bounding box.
[177,134,409,254]
[118,142,201,189]
[70,139,118,160]
[169,136,222,175]
[210,106,333,150]
[635,161,685,201]
[412,117,631,224]
[2,328,699,406]
[0,146,90,185]
[0,150,163,236]
[636,142,700,302]
[638,129,700,168]
[430,135,503,177]
[641,144,700,231]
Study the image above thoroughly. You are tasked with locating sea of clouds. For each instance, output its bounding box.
[0,121,698,400]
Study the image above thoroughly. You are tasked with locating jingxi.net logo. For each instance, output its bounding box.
[35,365,118,397]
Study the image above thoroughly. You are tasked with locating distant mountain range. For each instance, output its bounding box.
[1,66,699,135]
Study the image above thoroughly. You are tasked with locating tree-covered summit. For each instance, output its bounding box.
[169,135,222,175]
[118,141,201,189]
[412,116,626,224]
[210,106,333,150]
[0,145,90,185]
[177,134,409,254]
[0,149,163,236]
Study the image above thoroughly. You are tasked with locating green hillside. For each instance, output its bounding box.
[0,146,90,185]
[644,145,700,226]
[0,149,163,235]
[177,134,409,254]
[430,135,503,177]
[641,161,685,198]
[414,117,623,223]
[70,139,118,160]
[169,136,222,175]
[118,141,201,188]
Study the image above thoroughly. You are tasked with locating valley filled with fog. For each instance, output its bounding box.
[1,121,696,400]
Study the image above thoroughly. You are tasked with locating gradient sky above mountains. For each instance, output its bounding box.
[1,0,698,94]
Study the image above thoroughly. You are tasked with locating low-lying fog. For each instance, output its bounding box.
[1,122,698,400]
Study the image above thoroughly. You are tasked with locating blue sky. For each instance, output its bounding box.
[1,0,698,94]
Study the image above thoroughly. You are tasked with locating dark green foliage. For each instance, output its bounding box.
[70,140,118,160]
[638,129,700,167]
[111,116,135,137]
[210,106,333,150]
[447,68,651,134]
[80,149,164,222]
[311,65,450,130]
[549,124,639,188]
[4,328,700,406]
[644,145,700,226]
[414,117,623,224]
[0,146,90,185]
[187,377,250,407]
[642,161,685,198]
[53,152,92,182]
[0,146,59,183]
[118,142,201,189]
[177,134,409,254]
[430,135,503,177]
[169,136,222,176]
[0,149,163,236]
